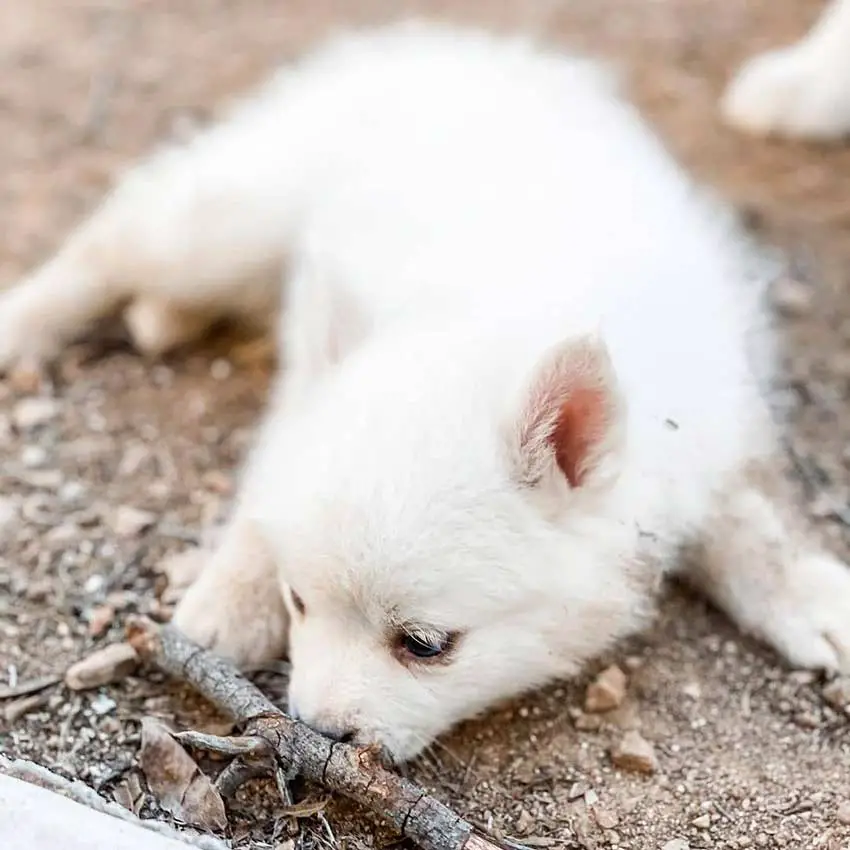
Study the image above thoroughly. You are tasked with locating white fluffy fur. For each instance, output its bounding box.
[721,0,850,140]
[3,22,850,760]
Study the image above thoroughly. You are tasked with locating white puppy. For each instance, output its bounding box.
[722,0,850,140]
[2,22,849,761]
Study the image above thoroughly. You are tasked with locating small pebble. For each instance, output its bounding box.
[585,664,628,713]
[691,814,711,829]
[681,681,701,700]
[611,730,658,775]
[24,579,52,602]
[87,604,116,637]
[89,693,117,716]
[661,840,689,850]
[84,574,106,595]
[837,802,850,825]
[21,445,48,468]
[567,782,589,801]
[823,677,850,709]
[110,505,156,538]
[8,363,44,394]
[0,497,17,530]
[515,809,533,834]
[13,397,59,430]
[118,444,152,477]
[65,642,138,690]
[594,807,619,830]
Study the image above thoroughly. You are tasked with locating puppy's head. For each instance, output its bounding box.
[253,324,647,761]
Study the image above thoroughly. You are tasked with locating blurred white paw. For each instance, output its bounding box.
[721,45,850,141]
[0,284,59,371]
[758,555,850,673]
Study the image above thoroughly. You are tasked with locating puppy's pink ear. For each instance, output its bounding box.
[510,335,624,491]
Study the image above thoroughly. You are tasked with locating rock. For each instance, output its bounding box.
[110,505,156,538]
[610,730,658,775]
[691,814,711,829]
[24,578,52,602]
[837,802,850,825]
[117,444,152,477]
[84,574,106,595]
[661,840,689,850]
[771,277,812,317]
[87,604,116,637]
[7,362,44,394]
[585,664,628,713]
[13,397,59,429]
[90,693,117,716]
[681,681,701,700]
[65,642,138,690]
[21,445,48,468]
[515,808,533,834]
[567,782,589,801]
[593,807,619,830]
[823,677,850,709]
[0,497,17,531]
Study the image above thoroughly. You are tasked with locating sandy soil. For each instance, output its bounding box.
[1,1,849,849]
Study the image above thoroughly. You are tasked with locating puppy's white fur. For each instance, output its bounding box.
[3,22,850,760]
[721,0,850,140]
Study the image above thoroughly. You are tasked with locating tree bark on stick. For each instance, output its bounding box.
[127,617,510,850]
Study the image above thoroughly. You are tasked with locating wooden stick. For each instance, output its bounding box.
[127,617,509,850]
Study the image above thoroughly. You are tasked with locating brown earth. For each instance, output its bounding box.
[1,1,849,849]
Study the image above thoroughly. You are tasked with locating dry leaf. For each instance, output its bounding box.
[140,717,228,832]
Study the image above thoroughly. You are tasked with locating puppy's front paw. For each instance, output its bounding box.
[0,285,59,372]
[757,555,850,673]
[170,556,290,668]
[721,46,850,141]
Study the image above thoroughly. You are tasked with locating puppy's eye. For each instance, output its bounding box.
[398,630,455,661]
[290,589,306,616]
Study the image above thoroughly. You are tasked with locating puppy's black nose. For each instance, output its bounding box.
[309,724,358,744]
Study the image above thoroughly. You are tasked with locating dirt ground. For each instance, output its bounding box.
[1,1,850,849]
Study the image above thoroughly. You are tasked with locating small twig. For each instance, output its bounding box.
[214,758,271,798]
[175,730,269,758]
[127,617,509,850]
[0,673,61,700]
[0,755,227,850]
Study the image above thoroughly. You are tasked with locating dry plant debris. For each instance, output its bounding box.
[126,617,513,850]
[140,717,228,832]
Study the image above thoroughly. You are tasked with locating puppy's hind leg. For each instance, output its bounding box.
[0,97,303,367]
[682,458,850,673]
[721,0,850,140]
